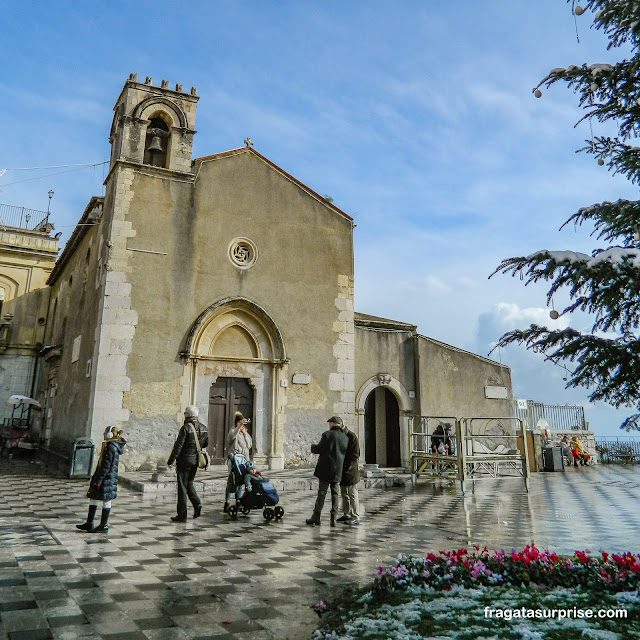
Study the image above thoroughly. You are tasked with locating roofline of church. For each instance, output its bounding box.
[417,333,511,370]
[354,311,417,333]
[47,196,104,286]
[194,147,354,223]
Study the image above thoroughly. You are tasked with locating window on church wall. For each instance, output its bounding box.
[143,116,170,167]
[49,299,58,343]
[0,287,4,318]
[81,248,90,301]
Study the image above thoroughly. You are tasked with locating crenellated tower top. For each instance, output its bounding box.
[109,73,199,173]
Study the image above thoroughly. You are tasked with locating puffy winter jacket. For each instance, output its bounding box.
[88,438,126,502]
[168,418,209,468]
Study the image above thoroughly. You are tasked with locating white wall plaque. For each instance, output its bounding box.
[485,385,508,399]
[292,373,311,385]
[71,335,81,363]
[516,398,528,410]
[280,379,288,388]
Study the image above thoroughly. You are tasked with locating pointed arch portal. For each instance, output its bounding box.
[182,297,287,469]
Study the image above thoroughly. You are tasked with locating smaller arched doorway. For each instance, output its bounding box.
[364,387,401,467]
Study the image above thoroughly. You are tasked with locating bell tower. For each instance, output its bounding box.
[109,74,199,173]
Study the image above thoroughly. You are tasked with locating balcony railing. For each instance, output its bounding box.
[514,400,587,431]
[595,436,640,463]
[0,203,49,231]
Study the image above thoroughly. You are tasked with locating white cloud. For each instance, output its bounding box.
[423,275,450,294]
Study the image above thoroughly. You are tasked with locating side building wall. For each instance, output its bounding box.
[0,229,58,425]
[40,199,107,454]
[417,335,514,426]
[354,322,514,469]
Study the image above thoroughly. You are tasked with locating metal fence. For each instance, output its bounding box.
[409,416,530,492]
[514,400,586,431]
[0,203,49,231]
[594,436,640,464]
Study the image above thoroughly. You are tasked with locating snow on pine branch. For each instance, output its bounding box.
[527,247,640,268]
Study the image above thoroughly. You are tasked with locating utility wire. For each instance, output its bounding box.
[2,161,108,171]
[0,164,107,188]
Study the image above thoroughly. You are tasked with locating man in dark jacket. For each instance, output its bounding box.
[306,416,349,527]
[337,425,360,526]
[167,405,209,522]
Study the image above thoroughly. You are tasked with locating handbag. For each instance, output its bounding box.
[190,423,210,470]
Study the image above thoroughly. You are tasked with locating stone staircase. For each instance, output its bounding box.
[119,463,407,495]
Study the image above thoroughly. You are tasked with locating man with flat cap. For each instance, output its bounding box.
[306,416,349,527]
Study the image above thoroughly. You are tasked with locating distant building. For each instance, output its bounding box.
[4,75,515,470]
[0,204,59,425]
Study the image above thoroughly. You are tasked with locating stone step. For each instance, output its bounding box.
[118,468,407,494]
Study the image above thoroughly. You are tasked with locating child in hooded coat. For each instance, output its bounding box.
[76,425,126,533]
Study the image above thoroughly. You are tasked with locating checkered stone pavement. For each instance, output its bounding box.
[1,457,640,639]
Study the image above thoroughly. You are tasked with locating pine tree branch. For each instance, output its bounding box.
[562,198,640,245]
[491,324,640,410]
[490,250,640,333]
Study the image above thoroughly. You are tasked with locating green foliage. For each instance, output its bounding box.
[491,0,640,430]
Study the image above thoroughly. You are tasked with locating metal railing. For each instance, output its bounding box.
[0,203,49,231]
[409,416,530,493]
[514,401,586,431]
[594,436,640,464]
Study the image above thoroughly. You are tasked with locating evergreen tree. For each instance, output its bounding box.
[491,0,640,431]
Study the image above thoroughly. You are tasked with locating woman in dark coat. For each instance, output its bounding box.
[76,426,126,533]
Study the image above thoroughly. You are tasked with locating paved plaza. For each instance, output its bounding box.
[0,458,640,640]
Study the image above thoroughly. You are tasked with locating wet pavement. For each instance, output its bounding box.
[0,457,639,639]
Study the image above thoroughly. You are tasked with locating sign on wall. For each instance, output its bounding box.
[485,385,508,399]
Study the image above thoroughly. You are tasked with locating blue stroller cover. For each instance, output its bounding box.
[260,481,279,506]
[229,452,248,487]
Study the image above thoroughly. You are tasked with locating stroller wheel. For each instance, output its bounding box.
[228,505,238,518]
[242,506,251,515]
[274,505,284,519]
[262,508,270,520]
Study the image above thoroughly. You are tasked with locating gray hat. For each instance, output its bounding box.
[184,405,199,417]
[327,416,343,426]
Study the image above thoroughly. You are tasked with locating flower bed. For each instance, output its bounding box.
[312,546,640,639]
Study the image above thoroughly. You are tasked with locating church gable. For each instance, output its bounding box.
[193,147,353,225]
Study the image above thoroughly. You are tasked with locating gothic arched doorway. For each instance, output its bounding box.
[182,297,287,469]
[363,386,401,467]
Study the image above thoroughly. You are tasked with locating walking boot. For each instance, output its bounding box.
[90,508,110,533]
[194,504,202,519]
[76,504,97,531]
[306,514,321,526]
[330,516,336,527]
[223,501,230,513]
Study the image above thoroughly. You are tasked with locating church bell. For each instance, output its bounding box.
[148,135,163,153]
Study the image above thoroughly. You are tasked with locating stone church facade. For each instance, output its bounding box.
[26,75,514,470]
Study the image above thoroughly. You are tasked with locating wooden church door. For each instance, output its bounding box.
[208,377,254,463]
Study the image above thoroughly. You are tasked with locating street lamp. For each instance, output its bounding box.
[46,190,54,226]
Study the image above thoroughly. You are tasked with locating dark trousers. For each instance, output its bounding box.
[176,464,200,518]
[313,480,340,520]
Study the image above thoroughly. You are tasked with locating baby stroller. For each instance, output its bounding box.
[227,453,284,521]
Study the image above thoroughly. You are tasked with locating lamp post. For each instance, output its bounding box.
[46,190,54,226]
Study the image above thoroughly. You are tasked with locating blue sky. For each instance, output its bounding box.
[0,1,637,436]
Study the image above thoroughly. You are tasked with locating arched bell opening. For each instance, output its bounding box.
[143,115,170,167]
